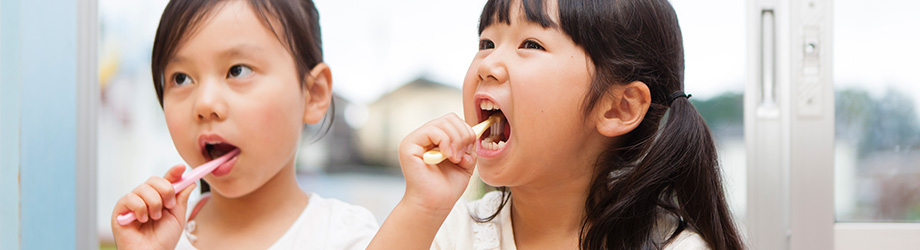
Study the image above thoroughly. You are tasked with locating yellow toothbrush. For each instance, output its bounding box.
[422,114,502,164]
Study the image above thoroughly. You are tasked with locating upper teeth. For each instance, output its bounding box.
[480,100,499,111]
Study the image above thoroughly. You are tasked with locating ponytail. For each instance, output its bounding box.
[580,93,744,249]
[667,96,743,250]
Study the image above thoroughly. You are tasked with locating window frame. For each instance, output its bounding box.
[746,0,920,249]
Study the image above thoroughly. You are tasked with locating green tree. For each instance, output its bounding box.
[691,92,743,138]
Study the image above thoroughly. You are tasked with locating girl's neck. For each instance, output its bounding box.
[508,167,592,249]
[508,133,609,249]
[190,160,308,250]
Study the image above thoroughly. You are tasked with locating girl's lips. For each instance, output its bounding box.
[197,133,240,177]
[198,134,240,160]
[210,154,238,177]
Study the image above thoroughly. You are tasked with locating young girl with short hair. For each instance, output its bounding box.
[111,1,378,249]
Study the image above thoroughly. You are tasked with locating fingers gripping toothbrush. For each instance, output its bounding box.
[422,114,502,165]
[116,149,240,225]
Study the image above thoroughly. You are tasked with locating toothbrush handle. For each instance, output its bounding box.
[115,149,239,225]
[422,115,498,165]
[422,149,449,165]
[116,210,139,226]
[114,181,189,225]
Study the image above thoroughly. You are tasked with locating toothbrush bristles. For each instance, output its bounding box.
[491,118,502,137]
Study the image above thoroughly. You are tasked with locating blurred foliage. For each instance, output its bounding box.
[688,89,920,157]
[836,88,920,157]
[691,92,743,126]
[906,204,920,221]
[690,92,744,138]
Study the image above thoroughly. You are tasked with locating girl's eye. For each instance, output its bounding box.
[227,65,253,79]
[479,40,495,50]
[173,73,193,86]
[520,40,545,50]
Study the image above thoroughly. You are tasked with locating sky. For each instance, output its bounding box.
[315,0,748,104]
[99,0,918,106]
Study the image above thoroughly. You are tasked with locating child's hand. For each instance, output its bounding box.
[398,113,478,216]
[111,165,196,250]
[368,113,479,250]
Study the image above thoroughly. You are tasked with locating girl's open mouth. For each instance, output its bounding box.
[478,99,511,153]
[199,136,240,177]
[202,142,239,161]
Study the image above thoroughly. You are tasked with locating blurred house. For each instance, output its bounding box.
[356,77,463,168]
[297,94,367,172]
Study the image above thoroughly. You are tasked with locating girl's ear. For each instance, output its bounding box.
[303,62,333,124]
[593,81,651,137]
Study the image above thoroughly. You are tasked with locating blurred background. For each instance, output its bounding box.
[88,0,918,248]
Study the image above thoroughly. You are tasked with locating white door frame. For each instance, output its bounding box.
[745,0,834,249]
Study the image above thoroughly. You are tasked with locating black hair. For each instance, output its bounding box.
[477,0,744,249]
[151,0,332,193]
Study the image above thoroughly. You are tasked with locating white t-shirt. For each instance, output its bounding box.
[432,191,710,250]
[175,193,378,250]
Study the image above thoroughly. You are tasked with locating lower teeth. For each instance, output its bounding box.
[482,135,507,150]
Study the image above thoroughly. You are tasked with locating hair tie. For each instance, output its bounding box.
[667,91,691,104]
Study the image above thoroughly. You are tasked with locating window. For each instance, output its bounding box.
[834,0,920,223]
[747,0,920,249]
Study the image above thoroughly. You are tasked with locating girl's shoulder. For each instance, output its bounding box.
[179,192,379,250]
[304,193,378,224]
[292,193,380,249]
[432,191,710,250]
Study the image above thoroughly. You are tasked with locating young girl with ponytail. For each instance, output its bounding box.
[369,0,744,249]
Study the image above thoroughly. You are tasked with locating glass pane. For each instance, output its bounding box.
[672,0,747,222]
[97,1,750,248]
[834,0,920,222]
[97,1,176,248]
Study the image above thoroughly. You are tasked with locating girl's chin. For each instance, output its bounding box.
[479,176,503,188]
[476,165,511,187]
[201,177,248,197]
[206,185,251,199]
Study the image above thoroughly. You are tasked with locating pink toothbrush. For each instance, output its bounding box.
[116,148,240,225]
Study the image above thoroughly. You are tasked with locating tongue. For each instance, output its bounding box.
[201,146,240,177]
[211,156,237,177]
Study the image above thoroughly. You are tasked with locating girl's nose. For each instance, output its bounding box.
[193,78,228,121]
[477,50,508,84]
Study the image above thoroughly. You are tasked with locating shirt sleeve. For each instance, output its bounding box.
[664,230,711,250]
[431,199,470,250]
